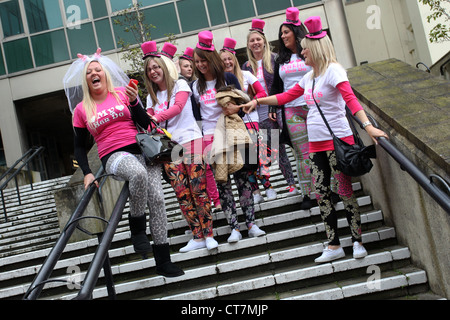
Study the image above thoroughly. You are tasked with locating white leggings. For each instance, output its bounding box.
[105,152,167,245]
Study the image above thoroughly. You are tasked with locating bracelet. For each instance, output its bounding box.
[362,121,373,129]
[255,98,260,106]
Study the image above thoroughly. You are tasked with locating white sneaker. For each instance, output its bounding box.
[353,242,368,259]
[206,237,219,250]
[253,193,264,204]
[266,188,277,201]
[227,229,242,243]
[286,186,299,197]
[314,247,345,263]
[248,224,266,238]
[179,239,206,253]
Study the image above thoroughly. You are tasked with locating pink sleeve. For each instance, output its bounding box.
[275,83,305,105]
[154,91,189,123]
[336,81,363,115]
[251,81,267,99]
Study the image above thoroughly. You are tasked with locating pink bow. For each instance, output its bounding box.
[76,48,102,61]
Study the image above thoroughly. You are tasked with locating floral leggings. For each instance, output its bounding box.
[284,106,312,196]
[164,151,213,240]
[105,152,167,245]
[310,150,362,245]
[217,169,256,231]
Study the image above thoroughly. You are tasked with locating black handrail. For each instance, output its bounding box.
[1,146,45,222]
[23,168,129,300]
[348,111,450,214]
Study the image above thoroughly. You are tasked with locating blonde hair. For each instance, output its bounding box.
[219,50,244,89]
[143,55,177,106]
[80,60,123,130]
[300,35,338,78]
[245,30,273,75]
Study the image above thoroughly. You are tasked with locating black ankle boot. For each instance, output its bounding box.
[300,195,317,210]
[128,215,152,256]
[152,243,185,277]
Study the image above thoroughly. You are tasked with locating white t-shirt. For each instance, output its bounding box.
[241,70,259,124]
[299,63,353,142]
[146,79,203,145]
[191,79,223,135]
[255,59,270,122]
[279,53,311,108]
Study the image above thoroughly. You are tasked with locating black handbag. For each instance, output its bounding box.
[134,119,182,165]
[312,79,376,177]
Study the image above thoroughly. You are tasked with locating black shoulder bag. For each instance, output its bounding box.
[311,79,376,177]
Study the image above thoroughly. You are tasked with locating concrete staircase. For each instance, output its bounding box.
[0,154,443,300]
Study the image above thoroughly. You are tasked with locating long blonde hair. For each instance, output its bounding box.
[143,55,177,107]
[245,30,274,75]
[81,60,123,130]
[300,35,338,78]
[219,50,244,89]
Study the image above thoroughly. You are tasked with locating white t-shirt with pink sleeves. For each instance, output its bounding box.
[299,63,353,142]
[146,79,202,146]
[72,87,138,159]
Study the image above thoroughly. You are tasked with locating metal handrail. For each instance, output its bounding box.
[23,168,129,300]
[348,111,450,214]
[1,146,45,222]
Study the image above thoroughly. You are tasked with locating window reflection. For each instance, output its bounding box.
[25,0,63,34]
[0,0,24,38]
[31,30,69,66]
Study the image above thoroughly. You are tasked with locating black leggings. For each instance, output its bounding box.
[310,151,362,245]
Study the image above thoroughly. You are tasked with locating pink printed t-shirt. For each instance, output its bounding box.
[72,87,138,159]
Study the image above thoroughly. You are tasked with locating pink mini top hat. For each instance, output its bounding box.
[304,16,327,39]
[161,42,177,60]
[250,19,265,34]
[180,47,194,61]
[283,7,302,26]
[222,38,237,54]
[197,30,215,51]
[141,41,160,60]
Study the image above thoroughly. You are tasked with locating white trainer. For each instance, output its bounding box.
[253,193,264,204]
[314,247,345,263]
[248,224,266,238]
[227,229,242,243]
[266,188,277,201]
[353,242,368,259]
[286,186,299,197]
[179,239,206,253]
[206,237,219,250]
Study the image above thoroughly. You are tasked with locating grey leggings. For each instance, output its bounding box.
[105,152,167,245]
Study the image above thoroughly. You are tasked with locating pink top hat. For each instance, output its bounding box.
[304,16,327,39]
[160,42,177,60]
[250,19,265,34]
[141,41,160,60]
[180,47,194,61]
[222,38,237,54]
[196,30,215,51]
[283,7,302,26]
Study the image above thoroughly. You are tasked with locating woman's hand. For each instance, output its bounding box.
[365,125,389,144]
[223,102,242,116]
[241,100,257,114]
[125,81,138,103]
[83,173,99,190]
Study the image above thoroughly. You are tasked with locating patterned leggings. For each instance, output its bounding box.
[284,106,312,196]
[105,152,167,245]
[217,169,255,230]
[248,114,296,191]
[310,151,362,245]
[164,152,213,240]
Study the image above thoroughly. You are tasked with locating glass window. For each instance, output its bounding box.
[0,0,24,38]
[94,18,115,51]
[67,22,97,58]
[206,0,226,26]
[177,0,209,33]
[64,0,89,22]
[292,0,320,6]
[110,0,133,12]
[31,30,69,66]
[90,0,108,19]
[112,14,138,45]
[4,38,34,73]
[255,0,291,15]
[142,4,179,40]
[25,0,64,34]
[0,50,6,75]
[224,0,254,22]
[141,0,167,6]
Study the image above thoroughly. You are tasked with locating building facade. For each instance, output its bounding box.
[0,0,448,179]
